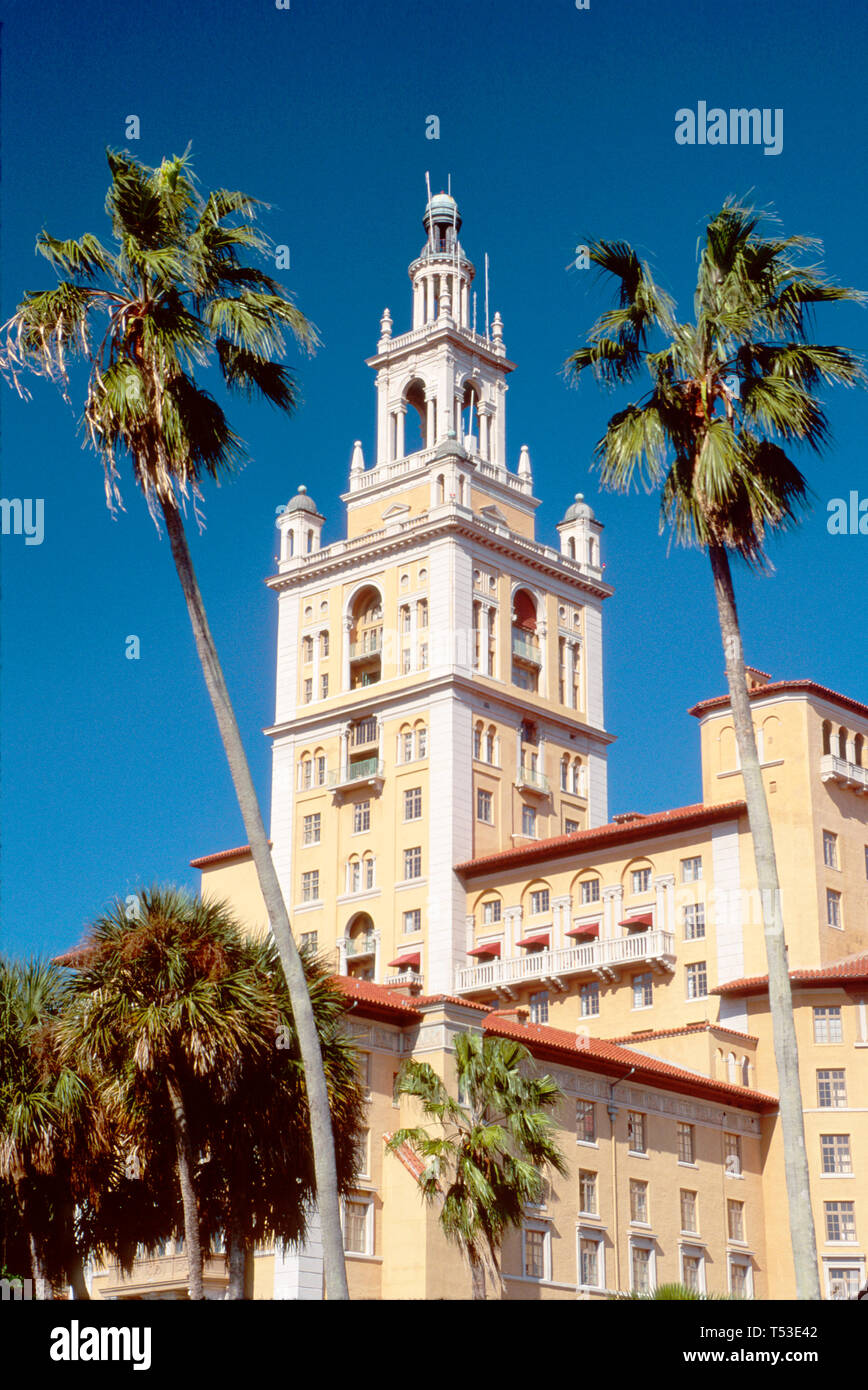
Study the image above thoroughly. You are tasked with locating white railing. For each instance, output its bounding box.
[455,930,675,994]
[820,754,868,793]
[328,759,384,789]
[384,970,423,987]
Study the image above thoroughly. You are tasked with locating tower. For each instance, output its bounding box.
[265,191,614,994]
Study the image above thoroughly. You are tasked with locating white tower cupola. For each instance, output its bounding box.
[557,493,604,575]
[277,485,325,564]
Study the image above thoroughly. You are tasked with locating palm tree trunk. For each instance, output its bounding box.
[708,542,821,1300]
[165,1072,205,1301]
[470,1256,486,1300]
[28,1233,51,1300]
[159,494,349,1301]
[61,1199,90,1299]
[225,1208,246,1300]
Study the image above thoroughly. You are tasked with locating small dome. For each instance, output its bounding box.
[286,484,320,515]
[563,492,595,522]
[423,192,462,234]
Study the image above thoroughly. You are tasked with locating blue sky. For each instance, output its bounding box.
[2,0,867,960]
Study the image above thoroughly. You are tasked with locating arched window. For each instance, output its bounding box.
[567,538,576,559]
[570,759,580,795]
[302,635,313,663]
[436,474,445,505]
[287,531,294,558]
[822,720,832,756]
[320,630,329,658]
[727,1052,737,1084]
[299,754,313,791]
[560,756,569,792]
[486,726,496,764]
[741,1057,750,1086]
[306,529,314,554]
[473,721,483,760]
[457,475,466,505]
[417,598,428,629]
[838,727,848,759]
[855,733,864,768]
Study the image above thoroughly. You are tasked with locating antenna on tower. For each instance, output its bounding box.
[472,291,477,335]
[425,171,434,250]
[484,253,490,342]
[447,173,451,194]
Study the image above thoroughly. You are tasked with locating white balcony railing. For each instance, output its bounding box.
[384,970,423,988]
[512,633,542,664]
[820,754,868,794]
[455,930,675,995]
[517,766,550,795]
[328,759,385,790]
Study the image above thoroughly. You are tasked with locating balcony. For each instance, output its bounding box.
[512,632,541,665]
[516,765,550,796]
[328,758,385,792]
[350,630,383,661]
[346,935,376,960]
[455,929,676,996]
[821,754,868,795]
[384,970,423,990]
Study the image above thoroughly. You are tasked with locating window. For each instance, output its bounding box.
[473,726,482,759]
[627,1111,646,1154]
[579,1236,603,1289]
[632,972,653,1009]
[316,755,326,786]
[680,1189,698,1232]
[357,1052,371,1096]
[400,605,411,634]
[677,1123,695,1165]
[302,635,313,663]
[817,1070,847,1108]
[724,1132,742,1176]
[401,647,412,674]
[301,758,313,790]
[303,678,313,704]
[814,1006,843,1044]
[580,981,599,1017]
[827,1264,864,1299]
[364,857,375,890]
[320,630,329,657]
[320,674,329,699]
[579,1170,597,1213]
[402,909,422,935]
[521,805,537,838]
[303,813,321,846]
[823,830,839,869]
[354,1128,370,1178]
[565,819,580,835]
[404,787,423,821]
[348,860,361,894]
[683,904,706,939]
[827,888,842,928]
[681,856,703,882]
[727,1199,745,1242]
[301,870,319,903]
[482,900,502,925]
[530,990,549,1024]
[580,879,600,904]
[403,847,422,880]
[343,1199,372,1255]
[631,1244,652,1293]
[629,1179,648,1223]
[522,1226,549,1281]
[300,930,318,954]
[686,961,708,999]
[821,1134,852,1174]
[401,731,414,762]
[353,800,371,834]
[417,727,428,758]
[729,1257,752,1298]
[530,889,550,915]
[476,789,493,824]
[631,868,652,894]
[576,1100,596,1144]
[682,1253,702,1292]
[417,599,428,629]
[418,642,428,669]
[825,1201,856,1243]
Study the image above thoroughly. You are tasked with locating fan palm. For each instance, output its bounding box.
[198,942,367,1299]
[565,197,866,1301]
[387,1032,567,1299]
[59,886,277,1300]
[0,147,349,1296]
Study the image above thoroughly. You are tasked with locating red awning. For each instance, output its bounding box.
[387,951,421,968]
[567,921,600,939]
[516,933,550,949]
[620,913,653,929]
[467,942,502,959]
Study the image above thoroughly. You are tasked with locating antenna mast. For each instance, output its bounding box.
[484,253,490,341]
[425,171,434,250]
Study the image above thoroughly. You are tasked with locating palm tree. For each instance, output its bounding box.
[0,957,110,1299]
[611,1282,743,1300]
[0,148,349,1297]
[565,197,866,1300]
[387,1032,567,1299]
[199,941,366,1299]
[59,886,276,1300]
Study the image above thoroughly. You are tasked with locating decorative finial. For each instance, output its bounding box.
[350,441,365,474]
[518,445,532,479]
[297,485,307,494]
[380,308,392,339]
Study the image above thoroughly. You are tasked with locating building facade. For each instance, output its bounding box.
[91,194,868,1301]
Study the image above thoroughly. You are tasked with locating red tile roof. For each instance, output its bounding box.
[713,953,868,997]
[603,1021,758,1044]
[483,1016,777,1111]
[383,1134,434,1187]
[455,802,747,877]
[333,975,424,1020]
[189,844,256,869]
[689,680,868,724]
